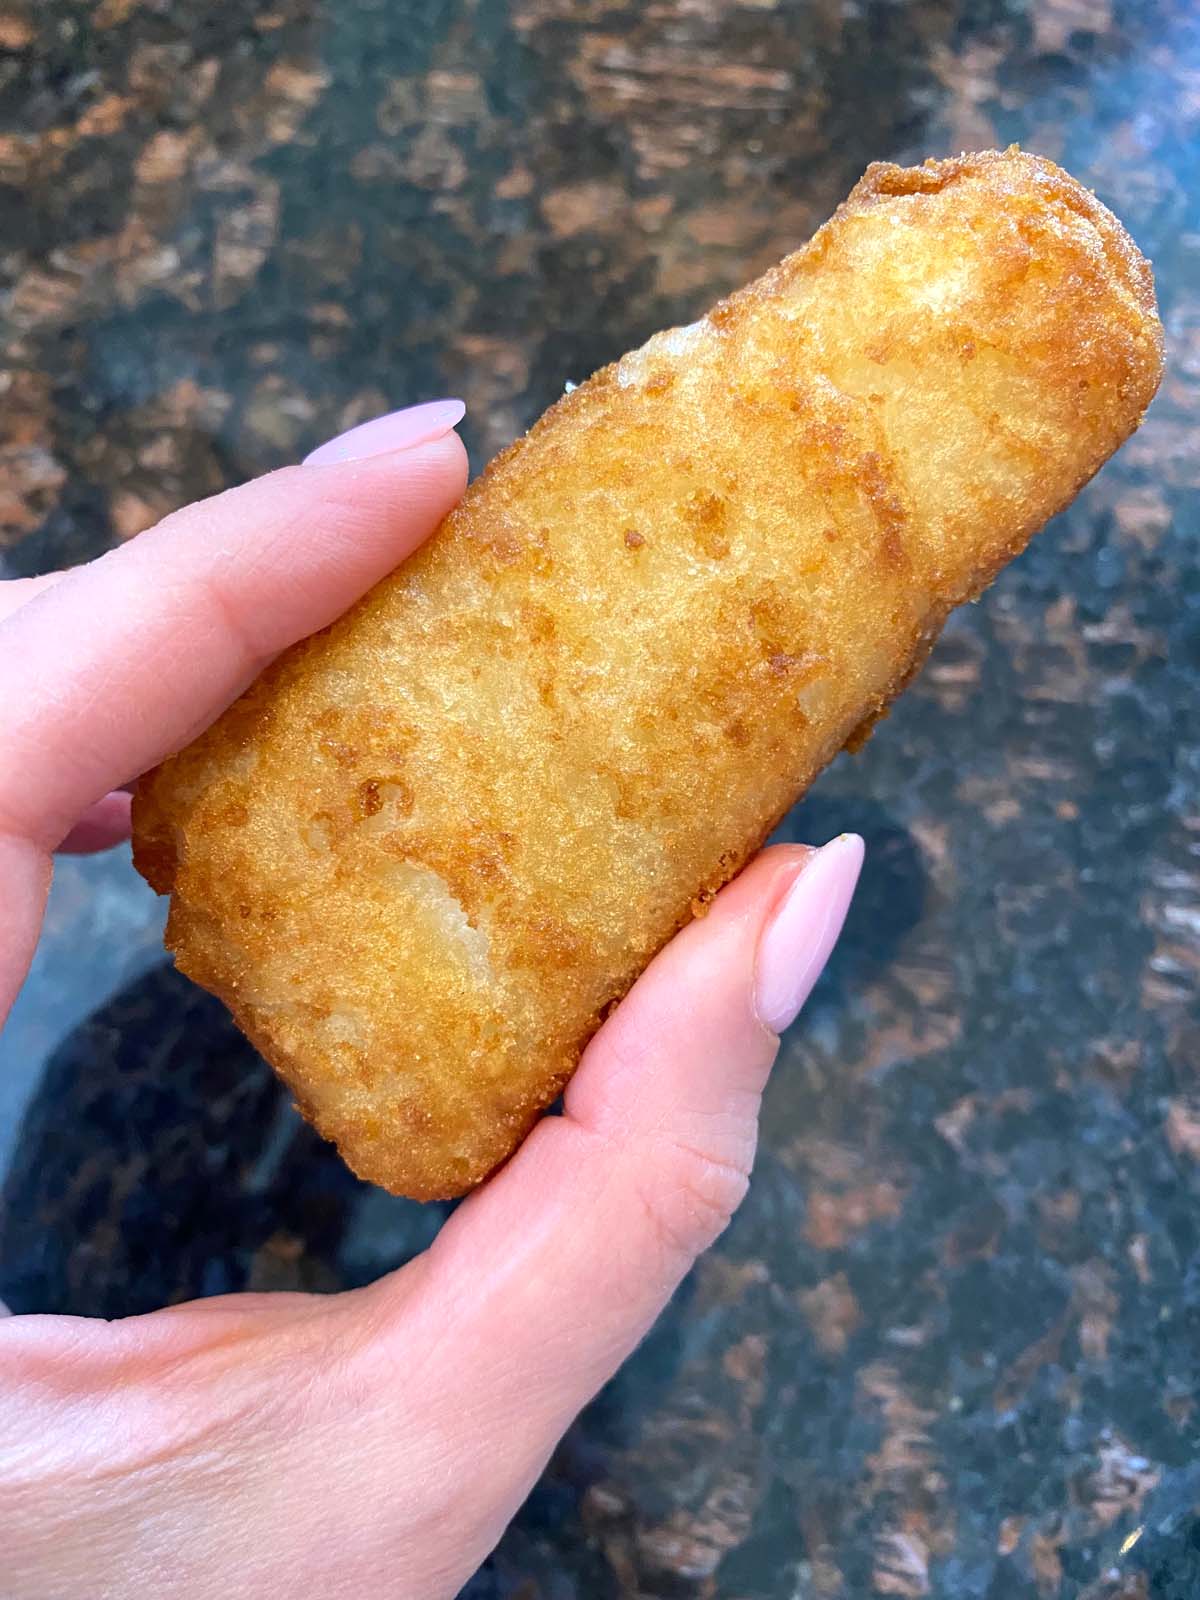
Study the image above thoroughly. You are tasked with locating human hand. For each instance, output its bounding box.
[0,403,862,1599]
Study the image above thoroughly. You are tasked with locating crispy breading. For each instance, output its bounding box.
[133,150,1163,1199]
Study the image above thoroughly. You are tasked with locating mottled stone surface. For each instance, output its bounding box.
[1,0,1198,1595]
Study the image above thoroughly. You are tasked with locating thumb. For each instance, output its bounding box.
[365,836,862,1547]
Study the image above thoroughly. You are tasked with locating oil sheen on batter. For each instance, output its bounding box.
[134,150,1164,1199]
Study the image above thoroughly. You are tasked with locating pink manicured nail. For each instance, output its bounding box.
[753,834,864,1033]
[303,399,466,466]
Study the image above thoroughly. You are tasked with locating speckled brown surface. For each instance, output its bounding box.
[1,1,1198,1596]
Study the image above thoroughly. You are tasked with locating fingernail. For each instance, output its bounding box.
[303,398,466,466]
[753,834,864,1034]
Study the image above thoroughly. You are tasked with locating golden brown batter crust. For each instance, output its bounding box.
[134,150,1163,1199]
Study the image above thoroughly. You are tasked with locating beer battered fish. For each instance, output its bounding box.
[133,150,1163,1199]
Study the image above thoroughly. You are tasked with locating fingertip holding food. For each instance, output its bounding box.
[56,790,133,855]
[134,150,1163,1200]
[754,835,865,1035]
[303,399,467,466]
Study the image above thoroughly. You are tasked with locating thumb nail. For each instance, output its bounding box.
[753,834,864,1034]
[303,398,466,466]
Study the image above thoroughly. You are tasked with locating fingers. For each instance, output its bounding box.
[0,832,51,1023]
[0,574,61,625]
[56,791,133,854]
[0,431,467,852]
[0,578,132,855]
[0,427,465,1021]
[365,837,862,1525]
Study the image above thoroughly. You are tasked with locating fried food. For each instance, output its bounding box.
[133,150,1163,1200]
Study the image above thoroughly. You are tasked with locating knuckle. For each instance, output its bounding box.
[199,568,271,670]
[636,1138,753,1266]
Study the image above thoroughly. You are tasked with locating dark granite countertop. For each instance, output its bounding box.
[1,1,1198,1595]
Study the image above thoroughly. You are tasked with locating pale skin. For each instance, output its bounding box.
[0,428,861,1598]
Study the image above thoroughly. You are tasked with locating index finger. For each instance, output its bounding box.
[0,433,466,852]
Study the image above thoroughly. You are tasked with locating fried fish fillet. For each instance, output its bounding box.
[133,150,1163,1199]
